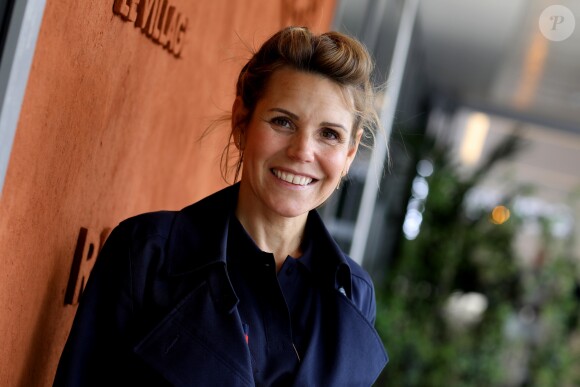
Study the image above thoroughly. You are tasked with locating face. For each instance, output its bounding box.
[235,68,362,219]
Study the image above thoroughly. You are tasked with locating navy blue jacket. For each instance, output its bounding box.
[54,184,388,386]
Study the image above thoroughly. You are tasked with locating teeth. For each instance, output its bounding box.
[273,169,313,186]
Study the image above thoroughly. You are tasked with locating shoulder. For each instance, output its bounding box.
[344,255,374,289]
[345,255,374,292]
[95,211,179,285]
[113,184,238,243]
[344,255,378,324]
[116,210,178,241]
[101,184,238,278]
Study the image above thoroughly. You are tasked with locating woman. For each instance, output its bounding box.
[54,26,388,386]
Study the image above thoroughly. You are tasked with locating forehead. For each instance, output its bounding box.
[258,68,355,122]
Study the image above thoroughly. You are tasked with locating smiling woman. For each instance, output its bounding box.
[53,26,388,386]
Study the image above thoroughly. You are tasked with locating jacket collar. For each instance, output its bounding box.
[165,183,352,296]
[166,184,236,275]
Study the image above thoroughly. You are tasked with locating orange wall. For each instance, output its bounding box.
[0,0,335,385]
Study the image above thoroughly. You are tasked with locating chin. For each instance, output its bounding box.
[262,190,330,218]
[266,200,312,219]
[273,207,310,219]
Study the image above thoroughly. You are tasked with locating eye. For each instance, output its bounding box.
[321,128,341,141]
[271,116,294,129]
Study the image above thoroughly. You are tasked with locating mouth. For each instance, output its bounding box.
[271,168,316,186]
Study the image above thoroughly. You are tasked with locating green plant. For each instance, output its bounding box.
[374,133,580,386]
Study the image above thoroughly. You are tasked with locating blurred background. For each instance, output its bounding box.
[322,0,580,385]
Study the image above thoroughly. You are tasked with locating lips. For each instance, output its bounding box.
[272,168,314,186]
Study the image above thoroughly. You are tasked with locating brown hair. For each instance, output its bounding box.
[222,26,382,183]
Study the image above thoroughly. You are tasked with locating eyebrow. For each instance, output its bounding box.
[268,108,348,133]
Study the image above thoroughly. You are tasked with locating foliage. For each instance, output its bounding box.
[374,134,580,386]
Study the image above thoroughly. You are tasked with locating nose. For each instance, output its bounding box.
[287,132,315,162]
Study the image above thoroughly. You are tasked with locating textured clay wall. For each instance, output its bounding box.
[0,0,335,385]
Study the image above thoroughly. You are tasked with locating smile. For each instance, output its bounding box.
[272,169,314,186]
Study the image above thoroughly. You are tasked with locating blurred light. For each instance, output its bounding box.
[416,159,434,177]
[491,205,511,224]
[514,197,574,239]
[460,112,490,166]
[444,291,489,329]
[403,209,423,240]
[411,176,429,200]
[513,28,548,109]
[552,215,573,239]
[407,198,425,213]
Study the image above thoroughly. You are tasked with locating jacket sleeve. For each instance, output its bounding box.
[53,222,144,386]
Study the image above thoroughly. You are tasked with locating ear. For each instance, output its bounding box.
[232,97,249,150]
[343,128,363,176]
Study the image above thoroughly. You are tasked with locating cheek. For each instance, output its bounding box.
[320,149,350,178]
[245,127,272,155]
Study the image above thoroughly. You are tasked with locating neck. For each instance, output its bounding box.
[235,193,308,272]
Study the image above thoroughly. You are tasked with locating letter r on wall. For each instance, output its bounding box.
[64,227,100,305]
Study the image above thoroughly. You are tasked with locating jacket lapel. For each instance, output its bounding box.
[293,289,388,386]
[165,185,238,276]
[133,265,254,386]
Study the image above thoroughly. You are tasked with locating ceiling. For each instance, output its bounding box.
[334,0,580,249]
[418,0,580,133]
